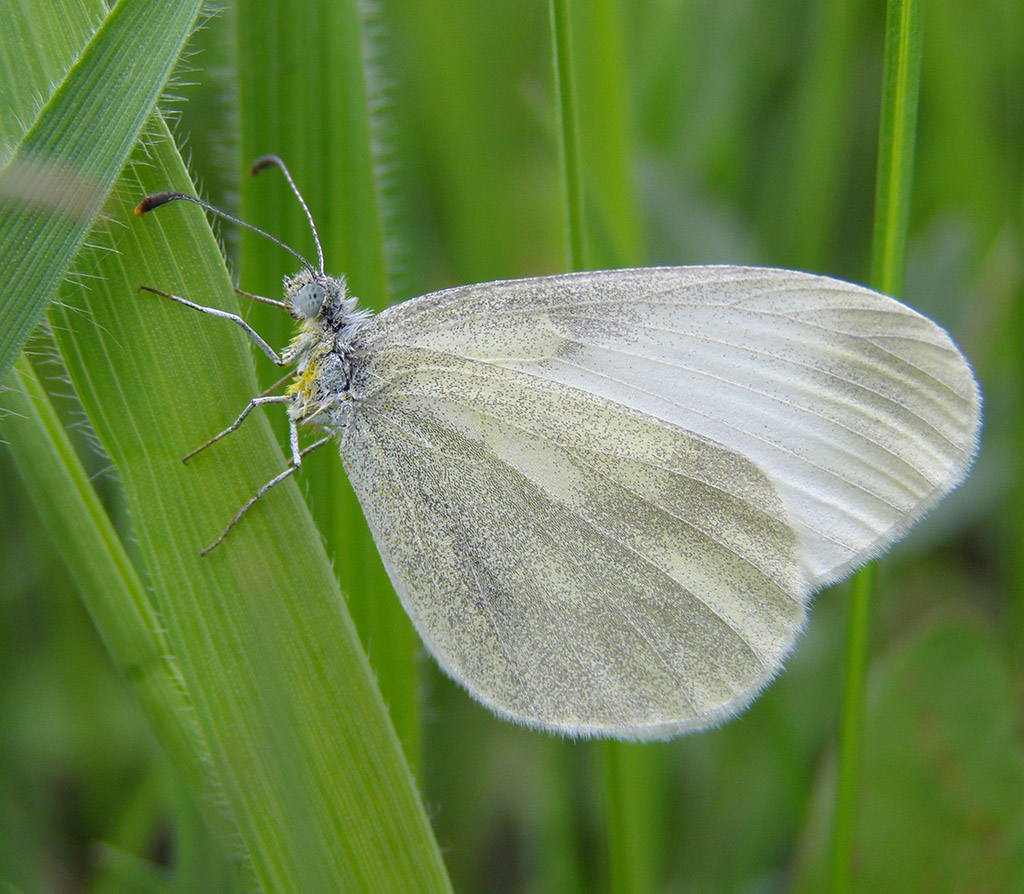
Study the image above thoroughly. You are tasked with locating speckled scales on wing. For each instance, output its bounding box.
[355,266,981,587]
[341,352,809,738]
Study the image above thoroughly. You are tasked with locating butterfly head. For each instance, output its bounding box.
[283,268,370,343]
[284,269,341,319]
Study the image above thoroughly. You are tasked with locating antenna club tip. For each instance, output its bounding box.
[135,192,185,215]
[249,155,285,177]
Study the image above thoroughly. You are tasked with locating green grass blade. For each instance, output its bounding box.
[234,0,423,764]
[830,1,924,891]
[551,0,586,268]
[0,0,204,381]
[829,562,876,893]
[40,118,449,890]
[569,0,643,268]
[0,356,255,877]
[869,0,925,297]
[0,0,104,156]
[599,740,663,893]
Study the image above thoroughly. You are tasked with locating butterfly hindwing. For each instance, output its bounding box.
[342,350,807,737]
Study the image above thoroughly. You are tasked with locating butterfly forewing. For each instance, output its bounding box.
[358,267,981,588]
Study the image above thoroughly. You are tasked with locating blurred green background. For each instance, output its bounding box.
[1,0,1021,891]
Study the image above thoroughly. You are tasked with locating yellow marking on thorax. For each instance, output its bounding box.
[286,347,329,416]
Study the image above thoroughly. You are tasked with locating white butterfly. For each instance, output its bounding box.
[138,158,981,740]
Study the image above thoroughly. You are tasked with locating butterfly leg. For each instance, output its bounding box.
[182,395,292,463]
[199,432,332,556]
[138,285,285,366]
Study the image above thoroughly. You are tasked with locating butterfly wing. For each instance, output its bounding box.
[342,266,980,737]
[341,356,807,737]
[358,266,981,585]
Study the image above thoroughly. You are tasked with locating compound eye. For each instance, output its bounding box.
[294,282,326,318]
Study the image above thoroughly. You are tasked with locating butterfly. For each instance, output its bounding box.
[136,156,981,739]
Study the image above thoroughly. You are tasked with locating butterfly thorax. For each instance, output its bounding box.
[281,269,371,432]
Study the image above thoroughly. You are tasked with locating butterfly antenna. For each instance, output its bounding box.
[135,191,315,274]
[249,155,325,275]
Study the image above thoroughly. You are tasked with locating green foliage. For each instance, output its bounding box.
[0,0,203,380]
[1,0,1019,891]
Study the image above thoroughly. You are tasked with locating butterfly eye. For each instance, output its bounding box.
[295,282,326,318]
